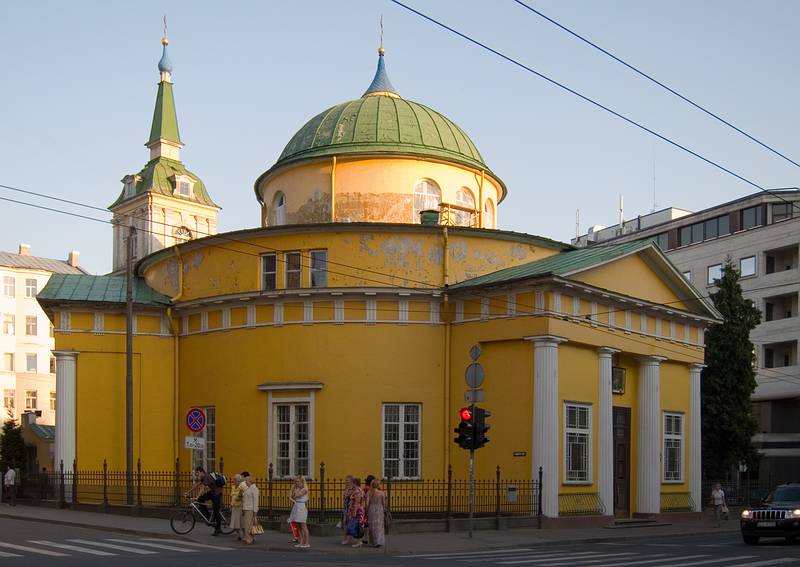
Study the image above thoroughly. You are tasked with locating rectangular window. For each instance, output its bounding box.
[718,214,730,236]
[564,403,592,483]
[261,254,277,290]
[663,412,683,482]
[3,353,13,371]
[740,256,756,277]
[26,353,37,372]
[178,180,191,196]
[3,389,14,412]
[383,403,421,479]
[49,356,56,374]
[274,403,309,478]
[25,316,37,336]
[772,203,793,223]
[25,389,37,409]
[742,205,763,230]
[704,218,718,240]
[2,314,14,335]
[50,391,56,411]
[679,225,691,247]
[2,276,14,297]
[310,250,328,288]
[192,406,216,472]
[25,278,37,297]
[285,252,301,289]
[690,223,703,244]
[654,232,669,251]
[707,264,723,285]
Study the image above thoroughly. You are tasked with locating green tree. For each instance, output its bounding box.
[0,419,26,472]
[702,260,761,480]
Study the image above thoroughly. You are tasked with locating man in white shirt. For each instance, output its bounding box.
[3,465,16,506]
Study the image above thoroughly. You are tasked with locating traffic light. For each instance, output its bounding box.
[474,406,491,449]
[454,406,475,450]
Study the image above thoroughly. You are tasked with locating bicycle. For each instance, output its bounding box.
[170,498,235,535]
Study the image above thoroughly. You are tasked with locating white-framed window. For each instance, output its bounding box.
[310,250,327,288]
[454,187,476,226]
[274,403,309,478]
[25,278,37,297]
[382,403,421,479]
[564,402,592,483]
[3,389,14,414]
[50,391,56,411]
[483,199,495,229]
[26,353,37,372]
[25,389,37,409]
[178,180,191,196]
[262,253,277,290]
[3,314,15,335]
[682,271,691,282]
[272,192,287,226]
[25,316,37,336]
[707,263,723,285]
[285,252,301,289]
[2,276,14,297]
[772,202,793,223]
[413,179,441,221]
[3,353,13,371]
[174,226,192,242]
[740,256,756,278]
[124,179,135,198]
[663,412,684,482]
[49,356,56,374]
[192,406,216,472]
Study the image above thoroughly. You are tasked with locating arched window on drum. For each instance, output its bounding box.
[174,226,192,243]
[272,192,287,226]
[483,199,495,229]
[413,179,441,222]
[454,187,476,227]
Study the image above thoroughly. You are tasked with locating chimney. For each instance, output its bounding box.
[68,251,80,268]
[22,411,37,426]
[19,244,30,256]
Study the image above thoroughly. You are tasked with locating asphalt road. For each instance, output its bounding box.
[0,518,798,566]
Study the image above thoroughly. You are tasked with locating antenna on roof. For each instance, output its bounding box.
[652,154,658,213]
[617,194,624,236]
[575,209,581,238]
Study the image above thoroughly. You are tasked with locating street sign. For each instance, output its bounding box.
[465,362,485,388]
[469,344,481,361]
[184,436,205,450]
[464,389,485,403]
[185,407,206,433]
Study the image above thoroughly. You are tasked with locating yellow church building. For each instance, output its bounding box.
[38,37,719,521]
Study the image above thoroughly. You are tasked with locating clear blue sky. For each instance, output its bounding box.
[2,0,798,274]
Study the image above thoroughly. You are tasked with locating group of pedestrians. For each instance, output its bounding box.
[340,474,387,549]
[229,472,260,544]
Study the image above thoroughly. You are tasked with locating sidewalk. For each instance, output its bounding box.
[0,504,741,555]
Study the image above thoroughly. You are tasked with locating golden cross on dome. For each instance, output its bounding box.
[162,15,169,45]
[379,15,384,54]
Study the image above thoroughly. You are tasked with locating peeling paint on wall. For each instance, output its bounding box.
[335,192,413,223]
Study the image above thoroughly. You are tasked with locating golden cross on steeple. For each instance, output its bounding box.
[162,15,169,45]
[378,15,384,55]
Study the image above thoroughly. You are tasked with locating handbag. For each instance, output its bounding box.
[250,521,264,535]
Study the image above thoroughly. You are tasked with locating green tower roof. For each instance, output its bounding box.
[147,80,181,146]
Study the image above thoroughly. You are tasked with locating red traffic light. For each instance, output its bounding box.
[459,407,473,421]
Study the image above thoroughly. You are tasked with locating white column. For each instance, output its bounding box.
[54,350,78,472]
[526,335,567,518]
[637,356,665,515]
[598,347,619,515]
[689,363,704,513]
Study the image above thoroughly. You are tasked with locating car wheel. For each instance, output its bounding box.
[742,534,760,545]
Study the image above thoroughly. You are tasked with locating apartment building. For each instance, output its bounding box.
[574,189,800,483]
[1,244,85,426]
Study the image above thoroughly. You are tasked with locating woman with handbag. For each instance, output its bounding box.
[241,475,260,544]
[345,478,366,547]
[289,476,311,549]
[229,473,246,541]
[710,483,727,527]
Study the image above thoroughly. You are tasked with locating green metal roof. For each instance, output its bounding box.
[37,274,171,307]
[109,156,218,209]
[28,423,56,441]
[147,80,181,146]
[448,240,652,290]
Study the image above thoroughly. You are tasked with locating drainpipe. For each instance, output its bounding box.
[331,156,337,222]
[442,225,451,475]
[478,170,485,227]
[166,245,184,463]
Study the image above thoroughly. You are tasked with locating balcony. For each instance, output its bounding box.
[763,340,798,369]
[764,244,798,275]
[764,292,798,322]
[753,367,800,401]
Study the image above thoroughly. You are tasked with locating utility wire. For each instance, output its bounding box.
[512,0,800,170]
[388,0,800,215]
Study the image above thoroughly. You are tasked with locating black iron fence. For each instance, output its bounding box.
[702,479,782,508]
[18,459,543,524]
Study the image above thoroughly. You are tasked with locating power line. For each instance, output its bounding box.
[388,1,800,216]
[511,0,800,170]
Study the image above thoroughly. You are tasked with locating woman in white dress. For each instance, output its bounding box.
[288,476,310,548]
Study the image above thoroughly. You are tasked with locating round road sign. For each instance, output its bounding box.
[465,362,485,388]
[186,407,206,433]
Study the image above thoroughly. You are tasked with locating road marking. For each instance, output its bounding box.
[138,537,236,550]
[402,548,536,558]
[0,541,68,556]
[462,551,599,563]
[594,554,707,567]
[665,557,757,567]
[726,560,800,567]
[0,550,22,557]
[105,538,198,552]
[533,553,639,566]
[66,539,158,555]
[499,552,636,565]
[28,540,116,556]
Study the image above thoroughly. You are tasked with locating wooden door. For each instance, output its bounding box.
[613,406,631,517]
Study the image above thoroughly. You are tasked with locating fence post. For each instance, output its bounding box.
[59,460,66,508]
[267,463,274,522]
[495,465,501,530]
[103,459,109,511]
[446,464,453,532]
[33,459,40,502]
[174,458,181,507]
[136,458,143,511]
[319,462,326,523]
[537,466,543,529]
[71,459,78,510]
[385,475,392,512]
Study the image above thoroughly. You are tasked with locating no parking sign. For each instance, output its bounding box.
[185,407,206,433]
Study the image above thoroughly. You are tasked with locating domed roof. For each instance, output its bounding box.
[257,52,505,198]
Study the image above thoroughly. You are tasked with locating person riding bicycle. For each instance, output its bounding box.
[186,466,224,535]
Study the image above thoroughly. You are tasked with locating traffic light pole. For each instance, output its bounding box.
[468,447,475,538]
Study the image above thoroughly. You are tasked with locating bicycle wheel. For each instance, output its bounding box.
[170,509,196,535]
[218,507,235,535]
